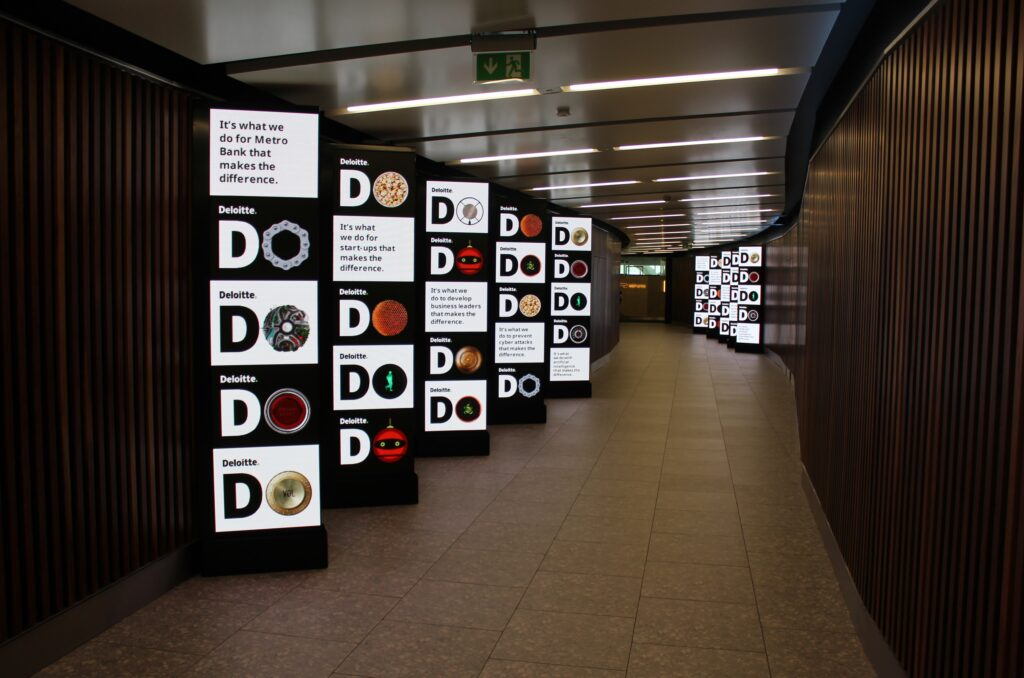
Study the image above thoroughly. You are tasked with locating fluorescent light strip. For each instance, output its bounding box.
[615,136,769,152]
[679,193,776,203]
[578,199,665,208]
[346,88,538,114]
[610,213,687,221]
[692,222,765,229]
[653,171,774,183]
[564,68,781,93]
[459,147,598,164]
[694,208,777,216]
[530,180,639,191]
[618,227,692,232]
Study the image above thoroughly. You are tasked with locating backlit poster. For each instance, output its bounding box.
[490,193,549,423]
[735,246,764,351]
[420,180,491,455]
[694,255,710,331]
[548,216,593,398]
[195,105,326,574]
[321,146,418,506]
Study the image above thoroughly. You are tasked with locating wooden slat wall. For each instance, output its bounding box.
[764,0,1024,675]
[0,19,193,643]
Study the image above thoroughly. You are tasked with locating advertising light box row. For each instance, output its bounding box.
[195,105,596,575]
[693,246,764,351]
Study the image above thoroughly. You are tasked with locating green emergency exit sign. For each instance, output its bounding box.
[475,52,531,82]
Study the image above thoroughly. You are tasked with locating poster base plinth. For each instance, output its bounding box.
[419,431,490,456]
[202,525,327,576]
[490,403,547,425]
[547,382,592,399]
[323,471,419,508]
[735,344,764,354]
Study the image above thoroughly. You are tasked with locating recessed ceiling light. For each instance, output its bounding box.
[563,68,783,93]
[679,193,777,203]
[345,88,539,114]
[653,171,775,183]
[615,136,770,152]
[578,199,665,208]
[610,213,687,221]
[530,180,639,191]
[459,148,598,164]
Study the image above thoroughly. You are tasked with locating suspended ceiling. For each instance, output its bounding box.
[71,0,843,252]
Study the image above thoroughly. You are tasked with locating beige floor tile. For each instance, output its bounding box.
[478,498,573,527]
[36,641,199,677]
[245,588,397,642]
[656,489,738,513]
[642,560,755,604]
[454,521,561,554]
[520,571,642,617]
[764,627,875,677]
[190,631,353,677]
[425,547,543,587]
[98,590,264,655]
[627,643,770,678]
[556,514,652,546]
[541,541,648,578]
[386,579,523,630]
[339,620,499,678]
[652,508,743,537]
[754,584,856,633]
[481,659,624,677]
[493,609,634,670]
[303,553,432,597]
[570,493,657,520]
[634,597,764,652]
[648,531,748,567]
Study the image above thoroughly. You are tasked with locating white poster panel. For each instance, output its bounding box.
[213,445,320,533]
[210,280,318,366]
[424,380,487,431]
[551,282,591,317]
[495,323,546,363]
[333,215,415,282]
[549,347,591,381]
[332,345,414,411]
[425,181,489,233]
[209,109,318,198]
[551,217,593,252]
[495,242,547,283]
[424,281,488,332]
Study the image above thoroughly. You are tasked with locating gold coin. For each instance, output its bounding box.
[266,471,312,516]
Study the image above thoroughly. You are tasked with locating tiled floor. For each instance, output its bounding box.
[37,324,876,677]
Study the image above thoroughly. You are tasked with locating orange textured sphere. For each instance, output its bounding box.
[371,300,408,336]
[520,213,543,238]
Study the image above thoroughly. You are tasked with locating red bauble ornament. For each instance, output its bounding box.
[372,423,408,463]
[455,243,484,276]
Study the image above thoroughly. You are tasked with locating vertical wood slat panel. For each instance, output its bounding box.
[763,0,1024,675]
[0,18,193,643]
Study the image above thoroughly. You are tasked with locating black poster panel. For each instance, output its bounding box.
[693,255,710,334]
[706,253,722,339]
[320,146,419,506]
[546,216,593,398]
[719,250,734,345]
[735,245,764,353]
[193,104,327,575]
[418,180,492,455]
[488,191,549,424]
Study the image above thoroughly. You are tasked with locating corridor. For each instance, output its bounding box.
[39,324,873,677]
